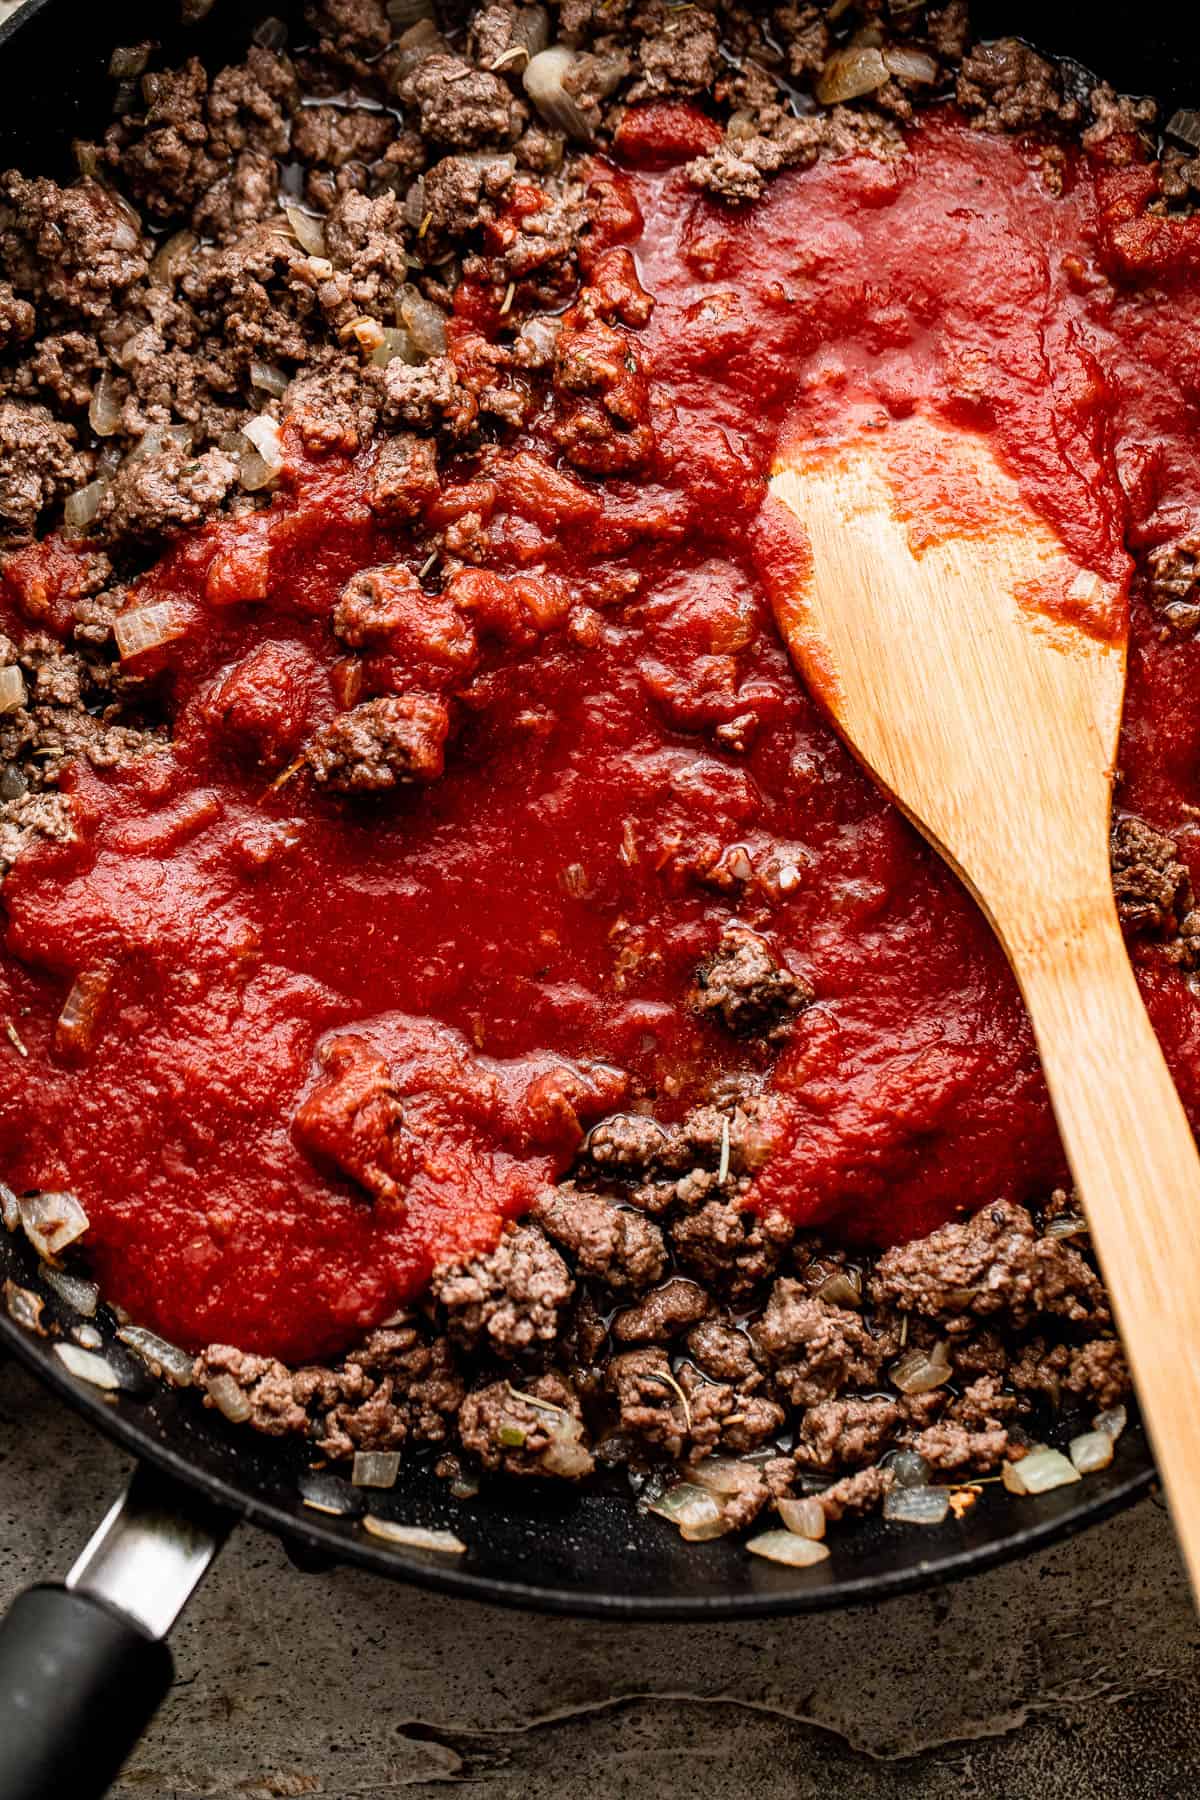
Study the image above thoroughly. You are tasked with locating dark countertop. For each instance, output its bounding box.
[2,1357,1197,1799]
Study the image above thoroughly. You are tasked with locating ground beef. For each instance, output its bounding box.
[751,1284,893,1406]
[670,1197,794,1298]
[458,1372,594,1476]
[293,105,396,169]
[1066,1337,1131,1410]
[532,1184,667,1289]
[794,1395,902,1471]
[1111,814,1200,966]
[431,1221,574,1354]
[98,440,239,546]
[611,1276,709,1343]
[869,1200,1110,1332]
[910,1421,1009,1474]
[0,402,86,542]
[685,1317,760,1385]
[607,1346,690,1457]
[397,53,524,149]
[688,107,902,206]
[306,693,450,790]
[689,923,811,1039]
[815,1464,894,1522]
[955,39,1080,131]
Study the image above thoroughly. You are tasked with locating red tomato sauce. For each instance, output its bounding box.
[3,114,1200,1362]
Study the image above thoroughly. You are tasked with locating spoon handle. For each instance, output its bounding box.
[1014,919,1200,1600]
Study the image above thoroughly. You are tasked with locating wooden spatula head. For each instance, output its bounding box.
[768,410,1127,956]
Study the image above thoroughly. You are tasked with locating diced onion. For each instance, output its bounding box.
[109,43,150,78]
[344,315,386,355]
[118,1325,195,1385]
[207,1371,252,1423]
[89,370,123,437]
[814,1268,862,1309]
[5,1282,43,1332]
[19,1190,89,1260]
[114,601,186,662]
[371,326,418,367]
[688,1457,757,1498]
[776,1496,826,1540]
[890,1340,952,1395]
[523,46,594,143]
[387,0,435,22]
[352,1450,401,1488]
[361,1517,467,1553]
[1069,1430,1114,1475]
[0,666,26,714]
[0,1184,19,1232]
[150,229,198,285]
[396,286,447,358]
[252,14,289,48]
[1002,1446,1081,1495]
[889,1449,932,1489]
[1044,1212,1088,1240]
[1094,1404,1127,1441]
[539,1408,593,1478]
[1167,109,1200,151]
[56,967,111,1058]
[816,46,889,105]
[55,1342,120,1389]
[647,1482,728,1542]
[42,1266,99,1316]
[63,480,110,537]
[746,1529,830,1567]
[249,359,290,398]
[392,20,448,80]
[883,1484,951,1525]
[882,47,939,83]
[283,203,327,258]
[74,1323,103,1349]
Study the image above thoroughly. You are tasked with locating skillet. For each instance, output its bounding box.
[0,0,1183,1790]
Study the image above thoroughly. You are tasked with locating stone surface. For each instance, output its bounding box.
[1,1359,1198,1797]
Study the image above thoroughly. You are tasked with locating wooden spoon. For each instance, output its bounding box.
[768,407,1200,1597]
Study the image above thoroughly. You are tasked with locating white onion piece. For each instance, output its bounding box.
[249,359,289,398]
[89,370,122,437]
[387,0,434,22]
[63,480,110,536]
[1167,108,1200,151]
[816,46,889,105]
[776,1496,826,1540]
[118,1325,195,1385]
[523,46,594,142]
[883,1484,950,1525]
[238,446,276,493]
[396,286,447,358]
[889,1449,932,1489]
[114,601,186,662]
[890,1340,952,1395]
[207,1372,252,1423]
[345,315,386,355]
[0,1184,19,1232]
[746,1529,830,1567]
[19,1191,89,1260]
[243,413,283,470]
[252,14,289,48]
[74,1323,103,1349]
[688,1457,757,1499]
[284,203,327,257]
[371,326,418,368]
[1044,1212,1088,1240]
[42,1266,99,1316]
[1094,1404,1128,1441]
[1002,1446,1081,1495]
[6,1283,43,1332]
[0,666,26,714]
[55,1342,120,1389]
[352,1450,401,1488]
[1069,1430,1114,1475]
[109,43,150,78]
[647,1482,727,1541]
[539,1408,593,1478]
[361,1517,467,1554]
[882,47,939,83]
[814,1268,862,1308]
[150,228,198,285]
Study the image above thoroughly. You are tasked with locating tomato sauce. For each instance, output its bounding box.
[3,114,1200,1362]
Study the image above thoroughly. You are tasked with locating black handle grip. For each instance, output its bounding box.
[0,1582,173,1800]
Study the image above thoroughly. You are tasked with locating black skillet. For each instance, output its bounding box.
[0,0,1182,1792]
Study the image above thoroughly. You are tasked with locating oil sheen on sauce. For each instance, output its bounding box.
[2,112,1199,1361]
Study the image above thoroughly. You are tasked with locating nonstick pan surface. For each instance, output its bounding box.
[0,0,1176,1621]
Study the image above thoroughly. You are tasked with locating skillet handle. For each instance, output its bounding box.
[0,1584,173,1800]
[0,1463,232,1799]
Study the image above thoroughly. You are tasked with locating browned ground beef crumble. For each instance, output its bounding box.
[0,0,1164,1539]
